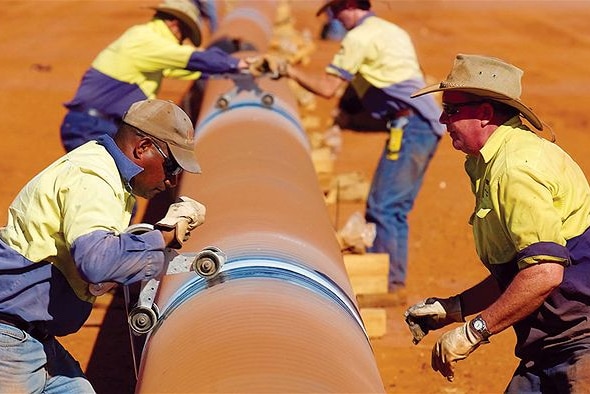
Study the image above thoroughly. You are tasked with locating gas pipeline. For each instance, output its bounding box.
[128,1,385,392]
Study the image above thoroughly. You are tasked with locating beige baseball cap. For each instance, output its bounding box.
[123,99,201,174]
[151,0,202,46]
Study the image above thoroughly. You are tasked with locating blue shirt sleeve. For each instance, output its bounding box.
[71,229,166,285]
[187,47,240,77]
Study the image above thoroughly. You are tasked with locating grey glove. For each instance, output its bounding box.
[404,295,463,344]
[155,196,206,249]
[431,320,487,382]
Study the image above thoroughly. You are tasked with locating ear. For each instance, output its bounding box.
[165,19,183,41]
[134,137,152,160]
[479,102,495,126]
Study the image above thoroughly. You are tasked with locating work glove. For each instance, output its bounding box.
[246,55,288,79]
[245,56,266,77]
[155,196,206,249]
[431,320,487,382]
[404,295,463,344]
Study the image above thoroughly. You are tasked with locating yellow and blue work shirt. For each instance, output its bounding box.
[466,117,590,359]
[65,19,240,120]
[325,13,443,135]
[0,136,167,336]
[466,117,590,270]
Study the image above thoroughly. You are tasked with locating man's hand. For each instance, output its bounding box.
[404,295,463,344]
[245,55,289,79]
[244,56,266,77]
[155,196,206,249]
[431,321,487,382]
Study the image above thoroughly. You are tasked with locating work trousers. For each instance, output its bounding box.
[0,323,95,393]
[365,113,440,290]
[505,345,590,393]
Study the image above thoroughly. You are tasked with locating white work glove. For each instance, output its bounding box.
[155,196,206,249]
[404,295,463,344]
[431,321,488,382]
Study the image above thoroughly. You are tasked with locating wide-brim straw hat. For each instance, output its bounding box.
[123,99,201,174]
[151,0,202,46]
[412,54,543,130]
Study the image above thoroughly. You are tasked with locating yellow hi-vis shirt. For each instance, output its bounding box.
[466,117,590,269]
[0,141,135,300]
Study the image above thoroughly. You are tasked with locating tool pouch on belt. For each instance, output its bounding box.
[386,116,409,160]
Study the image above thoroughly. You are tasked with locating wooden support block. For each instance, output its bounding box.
[360,308,387,339]
[311,147,334,175]
[343,253,389,295]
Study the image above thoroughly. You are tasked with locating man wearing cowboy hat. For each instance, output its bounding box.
[59,0,252,153]
[0,99,207,392]
[281,0,445,304]
[404,54,590,391]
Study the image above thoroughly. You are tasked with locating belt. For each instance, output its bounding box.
[69,105,116,122]
[390,108,414,120]
[386,108,414,130]
[0,312,50,341]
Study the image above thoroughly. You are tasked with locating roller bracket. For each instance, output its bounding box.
[122,226,227,335]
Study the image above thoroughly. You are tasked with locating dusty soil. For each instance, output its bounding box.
[2,1,590,393]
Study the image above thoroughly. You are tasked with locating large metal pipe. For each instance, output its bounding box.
[134,2,384,392]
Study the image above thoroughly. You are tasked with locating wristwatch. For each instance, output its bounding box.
[469,314,492,341]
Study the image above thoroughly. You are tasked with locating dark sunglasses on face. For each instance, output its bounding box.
[148,137,183,177]
[442,101,485,116]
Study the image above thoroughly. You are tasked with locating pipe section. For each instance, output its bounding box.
[134,2,385,392]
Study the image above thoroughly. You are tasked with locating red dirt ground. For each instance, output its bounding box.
[2,1,590,393]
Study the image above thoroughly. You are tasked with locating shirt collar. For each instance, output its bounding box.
[479,116,523,164]
[149,18,179,42]
[96,135,143,192]
[354,11,375,28]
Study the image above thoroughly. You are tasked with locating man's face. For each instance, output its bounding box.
[130,138,180,199]
[440,91,488,156]
[331,1,355,30]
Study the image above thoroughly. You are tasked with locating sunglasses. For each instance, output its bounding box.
[442,101,485,116]
[147,137,183,177]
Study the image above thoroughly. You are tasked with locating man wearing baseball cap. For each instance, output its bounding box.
[279,0,444,305]
[0,99,205,392]
[404,54,590,391]
[59,0,255,153]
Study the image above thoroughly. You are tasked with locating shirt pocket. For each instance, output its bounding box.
[476,208,492,219]
[469,207,492,225]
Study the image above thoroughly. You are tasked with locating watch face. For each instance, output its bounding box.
[473,319,485,331]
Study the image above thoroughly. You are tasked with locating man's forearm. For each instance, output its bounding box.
[480,262,564,336]
[287,65,343,99]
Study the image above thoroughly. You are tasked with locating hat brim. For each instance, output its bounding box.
[168,143,202,174]
[316,0,343,16]
[412,84,543,130]
[152,6,202,46]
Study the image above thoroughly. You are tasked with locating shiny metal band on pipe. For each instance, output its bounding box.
[152,258,369,341]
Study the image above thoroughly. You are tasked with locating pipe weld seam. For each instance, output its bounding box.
[196,100,307,141]
[152,258,369,342]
